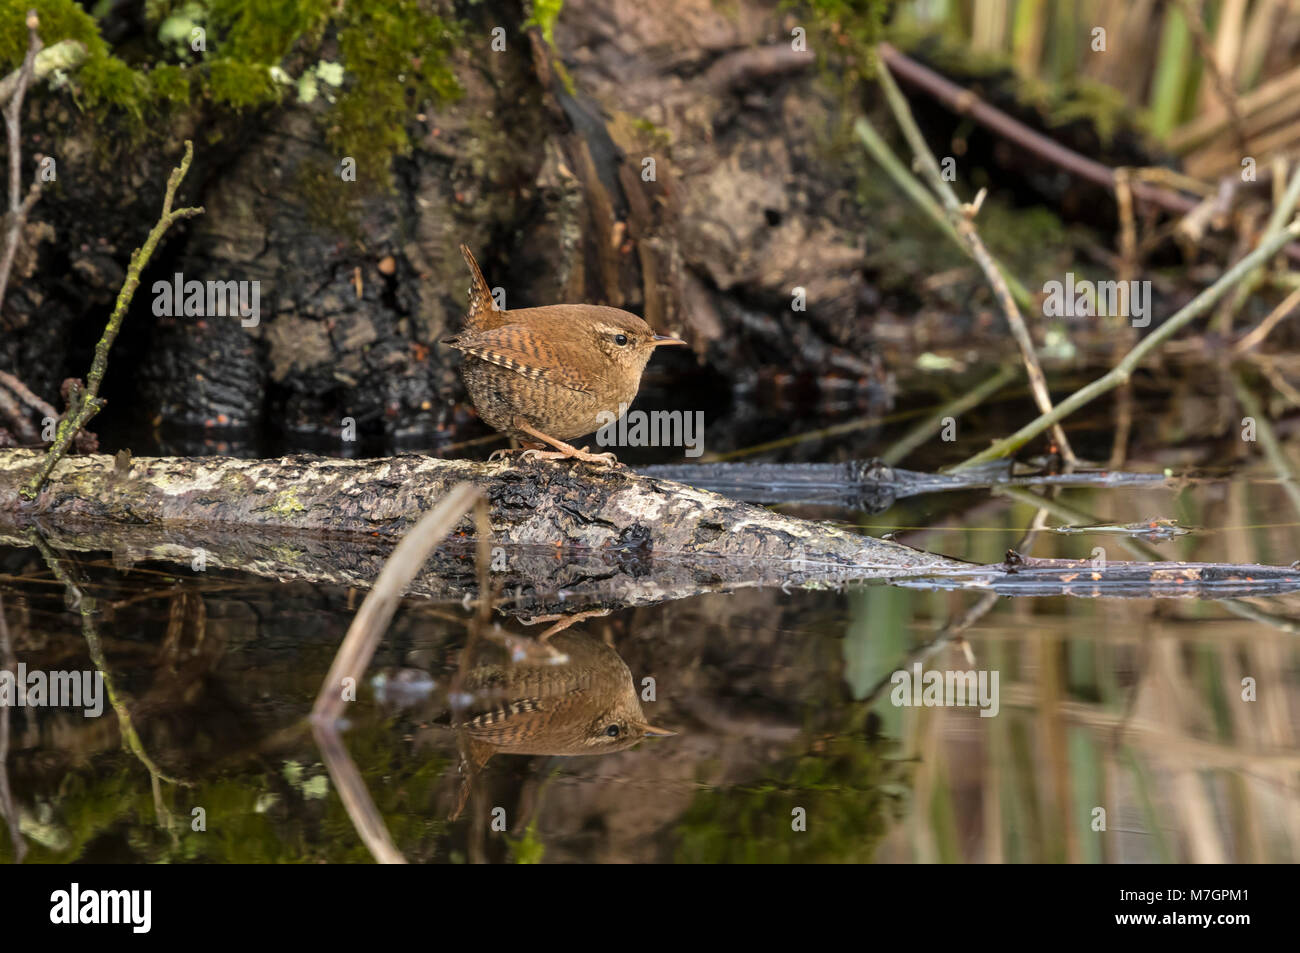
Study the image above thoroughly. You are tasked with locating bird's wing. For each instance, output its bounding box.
[461,697,546,739]
[459,689,592,744]
[443,325,594,394]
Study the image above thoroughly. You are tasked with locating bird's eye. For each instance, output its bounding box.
[605,724,620,737]
[613,334,629,346]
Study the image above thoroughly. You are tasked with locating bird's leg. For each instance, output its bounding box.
[513,419,620,466]
[525,608,612,643]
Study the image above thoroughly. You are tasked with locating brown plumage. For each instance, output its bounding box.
[444,245,685,463]
[446,627,676,820]
[457,630,674,758]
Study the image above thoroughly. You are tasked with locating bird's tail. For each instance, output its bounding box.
[460,244,497,329]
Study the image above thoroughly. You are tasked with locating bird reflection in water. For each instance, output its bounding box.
[439,614,675,820]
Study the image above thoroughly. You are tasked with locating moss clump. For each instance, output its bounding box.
[205,0,333,63]
[328,0,461,183]
[675,733,908,863]
[149,63,191,105]
[796,0,893,83]
[525,0,564,48]
[0,0,159,117]
[1,0,461,181]
[206,57,280,109]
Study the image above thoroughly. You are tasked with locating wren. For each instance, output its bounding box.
[455,629,674,761]
[448,628,675,819]
[444,245,686,464]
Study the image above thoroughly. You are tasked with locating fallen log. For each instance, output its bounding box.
[1,449,1297,610]
[0,448,962,615]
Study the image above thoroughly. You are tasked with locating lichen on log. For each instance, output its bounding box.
[2,449,1298,611]
[0,448,962,615]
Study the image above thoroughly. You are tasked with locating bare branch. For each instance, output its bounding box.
[20,140,204,499]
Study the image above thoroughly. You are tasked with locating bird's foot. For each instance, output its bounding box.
[524,607,612,642]
[520,446,621,467]
[512,419,622,467]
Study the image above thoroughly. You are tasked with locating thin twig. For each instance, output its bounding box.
[312,483,483,864]
[312,483,482,726]
[1110,168,1139,468]
[1233,373,1300,518]
[1178,0,1249,156]
[0,594,27,862]
[874,56,1077,466]
[0,382,36,442]
[880,364,1018,465]
[20,140,203,499]
[0,37,84,107]
[0,368,54,419]
[0,11,43,315]
[1234,285,1300,354]
[952,213,1300,470]
[1219,158,1300,335]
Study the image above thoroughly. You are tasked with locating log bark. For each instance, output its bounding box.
[0,448,963,616]
[2,449,1297,611]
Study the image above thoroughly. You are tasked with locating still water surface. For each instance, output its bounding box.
[1,377,1298,863]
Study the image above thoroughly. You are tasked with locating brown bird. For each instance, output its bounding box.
[456,629,674,760]
[448,628,676,818]
[443,245,686,464]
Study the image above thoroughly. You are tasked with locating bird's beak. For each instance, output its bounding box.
[651,334,687,347]
[637,722,678,737]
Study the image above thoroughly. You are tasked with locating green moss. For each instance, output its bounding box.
[796,0,892,81]
[1,0,148,114]
[1,0,461,181]
[207,0,332,63]
[629,115,672,149]
[1035,76,1139,146]
[206,57,280,109]
[674,732,907,863]
[291,159,363,239]
[525,0,563,48]
[0,720,452,863]
[149,63,191,105]
[329,0,461,184]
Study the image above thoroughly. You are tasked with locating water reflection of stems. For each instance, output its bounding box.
[0,594,27,862]
[311,483,485,864]
[1233,372,1300,517]
[862,499,1054,708]
[995,485,1300,638]
[28,532,187,835]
